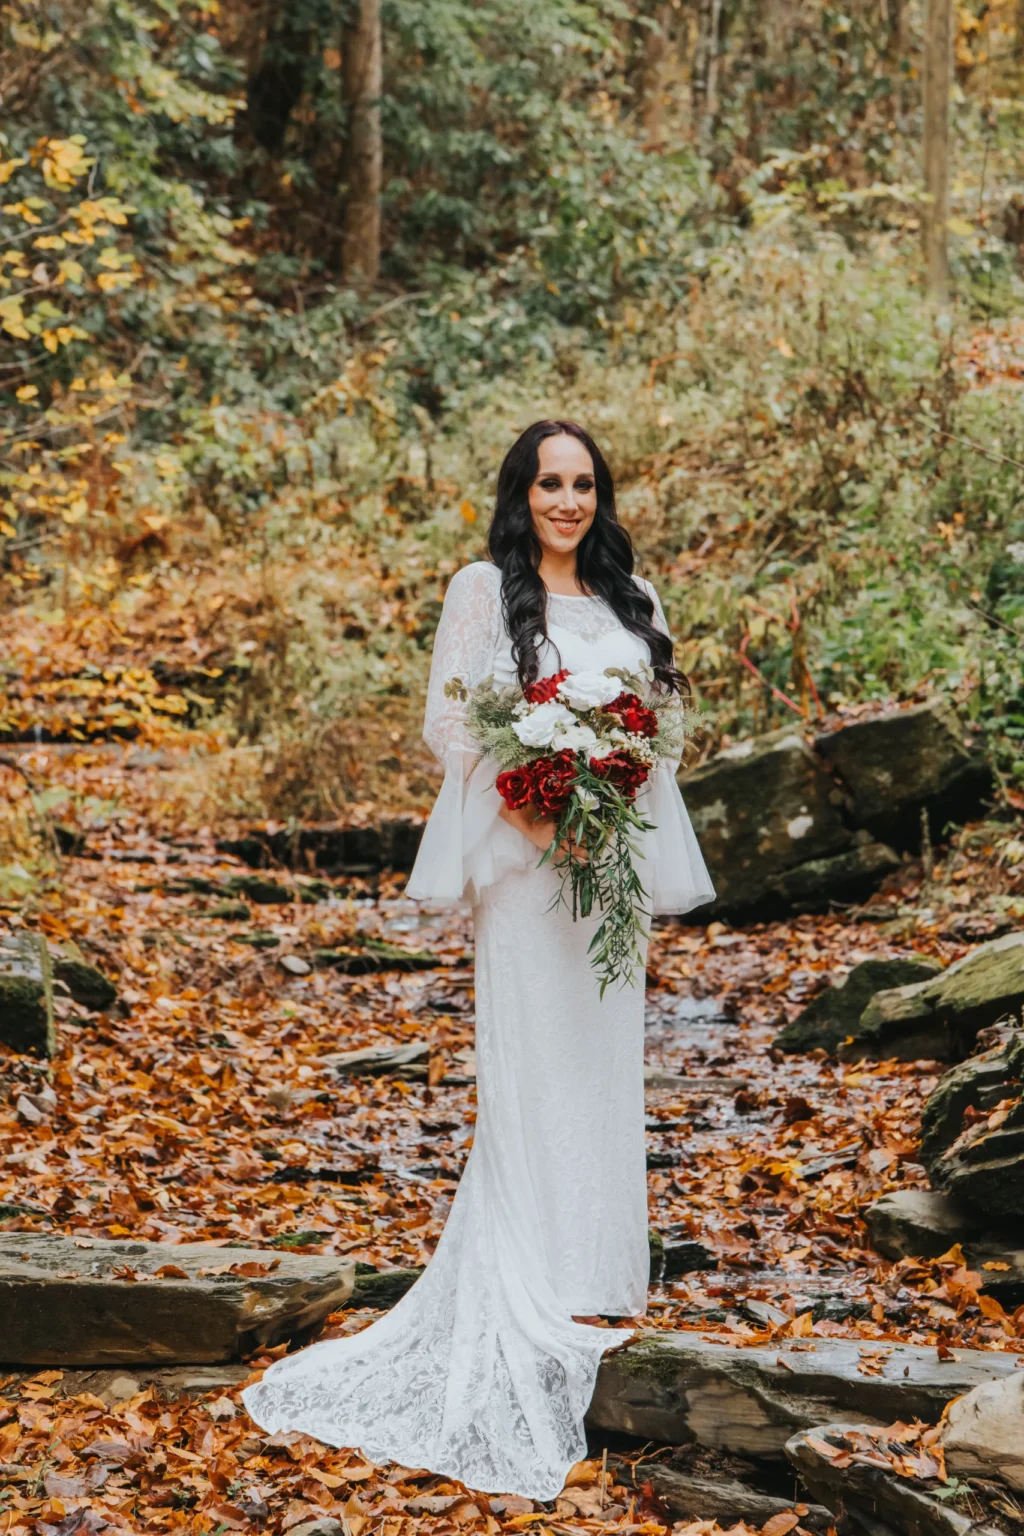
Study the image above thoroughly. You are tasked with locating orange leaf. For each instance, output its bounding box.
[761,1512,800,1536]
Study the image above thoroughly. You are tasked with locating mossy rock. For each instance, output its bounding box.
[313,937,442,974]
[52,954,117,1012]
[774,957,942,1055]
[225,874,292,904]
[208,900,251,921]
[233,931,281,949]
[350,1266,423,1309]
[0,932,54,1056]
[846,933,1024,1064]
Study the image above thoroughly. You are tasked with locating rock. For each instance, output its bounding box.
[585,1331,1019,1459]
[814,697,990,848]
[279,955,311,976]
[225,874,293,904]
[313,938,443,974]
[208,900,250,920]
[289,1521,346,1536]
[865,1190,986,1260]
[350,1266,422,1309]
[628,1465,833,1532]
[939,1372,1024,1492]
[51,943,117,1012]
[919,1028,1024,1168]
[0,931,55,1056]
[918,1025,1024,1222]
[681,730,855,915]
[234,931,280,949]
[53,823,87,856]
[327,1041,431,1077]
[219,818,423,876]
[768,840,901,911]
[843,933,1024,1063]
[786,1425,1002,1536]
[774,958,942,1055]
[0,1234,354,1365]
[643,1069,748,1093]
[663,1240,718,1279]
[865,1190,1024,1306]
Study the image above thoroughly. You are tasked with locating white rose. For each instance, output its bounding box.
[551,723,598,755]
[589,738,617,760]
[512,700,575,748]
[575,787,600,812]
[557,670,622,711]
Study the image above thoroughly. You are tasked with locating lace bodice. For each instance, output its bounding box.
[422,562,667,763]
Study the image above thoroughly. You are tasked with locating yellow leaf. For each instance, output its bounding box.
[0,158,27,184]
[34,235,66,250]
[2,201,42,225]
[947,217,975,237]
[0,520,17,537]
[62,497,89,524]
[41,330,59,354]
[460,499,477,523]
[16,385,39,401]
[58,258,85,284]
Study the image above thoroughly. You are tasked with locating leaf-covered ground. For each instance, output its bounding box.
[1,746,1023,1535]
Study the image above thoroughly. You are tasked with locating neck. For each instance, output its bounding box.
[538,550,584,595]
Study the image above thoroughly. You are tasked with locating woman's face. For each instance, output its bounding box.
[528,433,597,559]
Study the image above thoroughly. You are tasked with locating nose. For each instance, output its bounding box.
[561,485,578,511]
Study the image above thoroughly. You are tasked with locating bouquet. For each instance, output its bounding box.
[444,664,689,994]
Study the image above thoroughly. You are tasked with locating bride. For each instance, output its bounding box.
[242,420,714,1500]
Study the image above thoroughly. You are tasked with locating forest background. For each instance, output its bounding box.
[3,0,1024,869]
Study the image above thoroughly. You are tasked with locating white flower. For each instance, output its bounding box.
[557,670,622,711]
[575,787,600,812]
[511,700,575,747]
[551,722,598,755]
[588,737,618,760]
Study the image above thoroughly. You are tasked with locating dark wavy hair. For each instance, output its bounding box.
[487,419,687,695]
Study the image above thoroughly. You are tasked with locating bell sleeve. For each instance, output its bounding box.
[405,562,533,905]
[636,577,716,916]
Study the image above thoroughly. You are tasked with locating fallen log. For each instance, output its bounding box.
[585,1331,1020,1460]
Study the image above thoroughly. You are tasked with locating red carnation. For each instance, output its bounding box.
[523,668,569,705]
[607,691,658,739]
[531,749,578,815]
[590,750,650,801]
[496,763,536,811]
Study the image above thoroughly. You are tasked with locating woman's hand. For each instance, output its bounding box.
[498,802,557,852]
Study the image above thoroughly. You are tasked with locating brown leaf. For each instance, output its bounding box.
[761,1513,800,1536]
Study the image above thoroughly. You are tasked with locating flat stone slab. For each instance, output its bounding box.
[0,1235,354,1366]
[587,1330,1020,1459]
[0,931,54,1056]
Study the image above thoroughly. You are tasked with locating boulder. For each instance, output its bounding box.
[585,1331,1017,1459]
[0,931,55,1056]
[681,730,855,914]
[843,933,1024,1064]
[787,1426,1002,1536]
[768,839,901,911]
[51,942,117,1012]
[865,1190,986,1260]
[0,1234,355,1365]
[919,1027,1024,1167]
[939,1372,1024,1492]
[775,957,942,1055]
[814,697,990,848]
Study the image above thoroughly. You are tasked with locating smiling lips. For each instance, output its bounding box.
[549,516,582,535]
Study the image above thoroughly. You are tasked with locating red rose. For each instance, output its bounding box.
[590,750,650,801]
[523,668,569,705]
[607,691,658,738]
[531,749,578,815]
[495,763,536,811]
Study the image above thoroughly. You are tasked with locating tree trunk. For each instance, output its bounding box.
[881,0,906,55]
[634,2,670,146]
[921,0,952,301]
[691,0,722,150]
[341,0,382,288]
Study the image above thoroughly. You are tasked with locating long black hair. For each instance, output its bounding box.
[487,419,687,695]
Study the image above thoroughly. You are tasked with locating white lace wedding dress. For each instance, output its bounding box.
[242,562,714,1500]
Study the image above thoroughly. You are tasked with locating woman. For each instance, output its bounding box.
[242,420,714,1500]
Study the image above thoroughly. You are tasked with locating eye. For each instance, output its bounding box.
[575,477,594,491]
[538,477,561,490]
